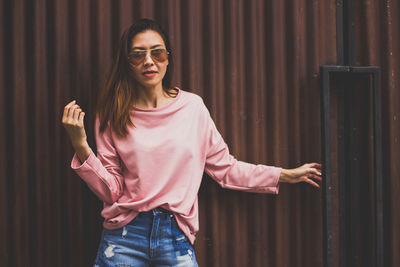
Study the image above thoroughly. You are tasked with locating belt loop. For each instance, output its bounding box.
[153,207,163,215]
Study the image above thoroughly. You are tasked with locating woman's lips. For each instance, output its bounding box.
[143,71,157,77]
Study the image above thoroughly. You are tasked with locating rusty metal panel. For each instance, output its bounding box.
[0,0,8,265]
[1,0,397,266]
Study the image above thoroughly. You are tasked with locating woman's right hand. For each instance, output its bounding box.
[62,100,91,162]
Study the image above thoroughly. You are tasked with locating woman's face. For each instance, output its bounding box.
[129,30,169,89]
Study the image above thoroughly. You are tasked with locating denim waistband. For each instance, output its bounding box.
[141,207,172,216]
[153,207,171,214]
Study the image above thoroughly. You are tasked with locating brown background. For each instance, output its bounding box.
[0,0,398,266]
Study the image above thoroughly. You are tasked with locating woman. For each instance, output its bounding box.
[62,19,322,267]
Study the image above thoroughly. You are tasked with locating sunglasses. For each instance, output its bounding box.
[128,48,169,65]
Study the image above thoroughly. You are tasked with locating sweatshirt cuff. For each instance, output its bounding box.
[271,167,281,194]
[259,166,281,194]
[71,149,96,170]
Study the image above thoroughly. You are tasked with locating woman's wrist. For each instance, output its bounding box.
[279,168,292,183]
[73,141,91,163]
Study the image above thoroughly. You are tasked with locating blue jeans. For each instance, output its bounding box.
[94,208,198,267]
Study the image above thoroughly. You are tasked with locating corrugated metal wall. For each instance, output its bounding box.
[0,0,397,266]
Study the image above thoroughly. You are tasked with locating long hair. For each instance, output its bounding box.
[96,19,174,137]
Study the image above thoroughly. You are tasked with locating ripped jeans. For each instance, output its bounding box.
[94,208,198,267]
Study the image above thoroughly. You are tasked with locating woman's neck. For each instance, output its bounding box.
[134,84,172,109]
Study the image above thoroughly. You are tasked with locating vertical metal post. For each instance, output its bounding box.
[338,73,347,267]
[373,69,383,267]
[321,66,333,267]
[336,0,344,65]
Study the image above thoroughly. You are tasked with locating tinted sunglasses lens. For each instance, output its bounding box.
[151,50,168,62]
[130,53,146,65]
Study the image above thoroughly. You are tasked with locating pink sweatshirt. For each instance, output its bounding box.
[71,88,281,244]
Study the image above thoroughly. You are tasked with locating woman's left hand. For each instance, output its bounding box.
[279,163,322,188]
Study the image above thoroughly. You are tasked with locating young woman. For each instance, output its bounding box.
[62,19,322,267]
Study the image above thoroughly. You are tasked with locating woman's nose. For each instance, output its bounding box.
[143,52,154,66]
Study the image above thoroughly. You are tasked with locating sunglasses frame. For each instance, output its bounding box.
[128,48,170,65]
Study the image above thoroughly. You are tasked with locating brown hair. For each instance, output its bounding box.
[96,19,175,137]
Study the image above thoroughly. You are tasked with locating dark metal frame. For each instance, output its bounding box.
[322,0,383,265]
[320,65,383,267]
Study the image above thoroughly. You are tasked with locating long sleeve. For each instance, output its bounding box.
[71,118,124,203]
[203,108,281,194]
